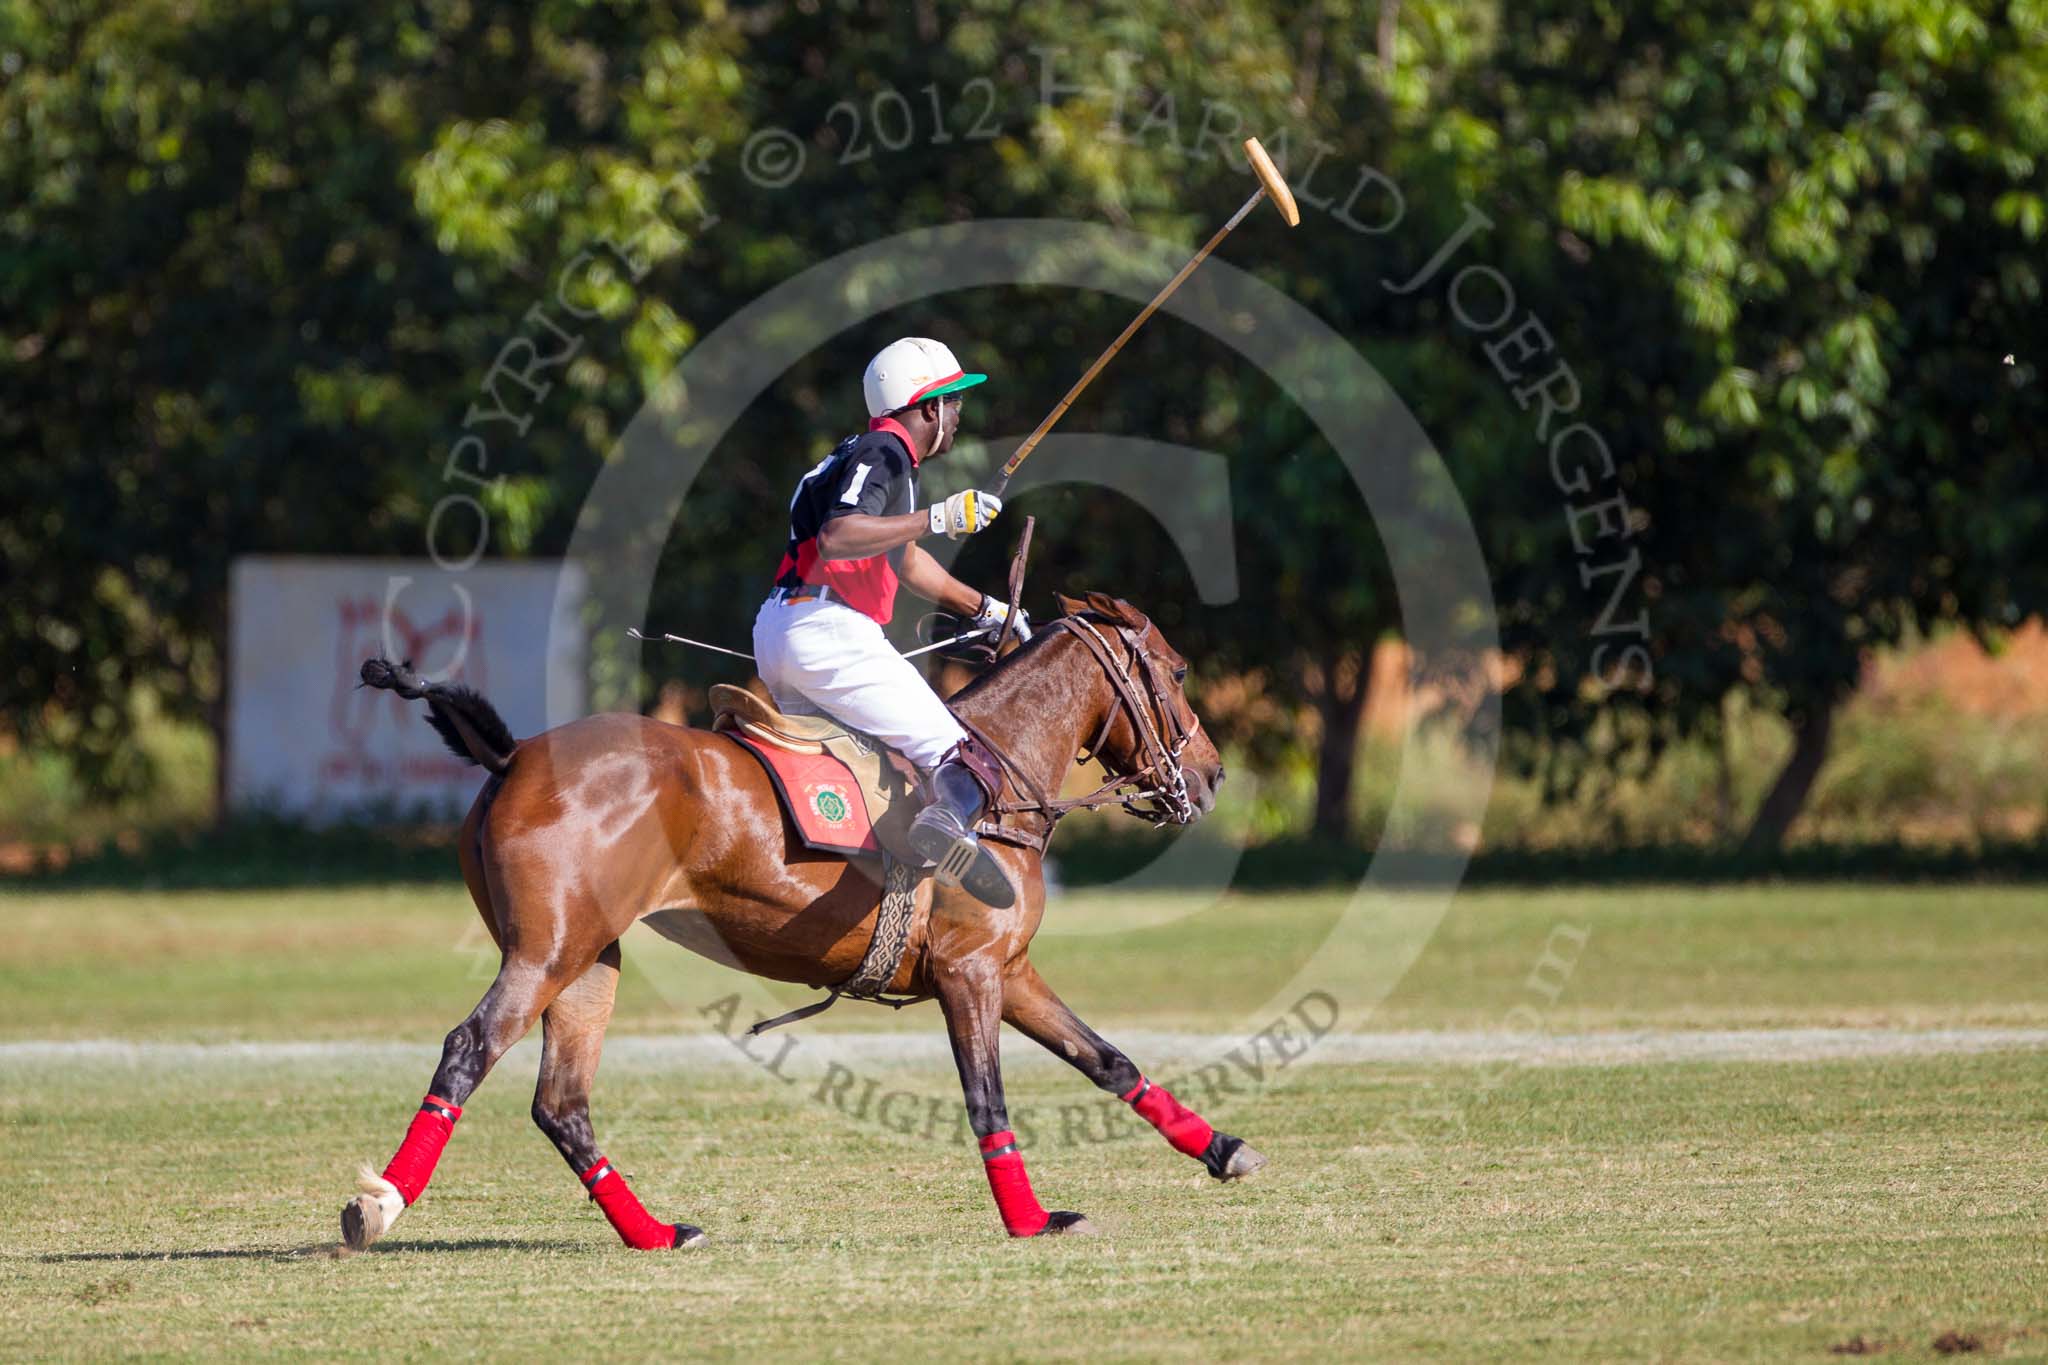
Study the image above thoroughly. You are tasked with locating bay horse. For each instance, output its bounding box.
[339,591,1265,1250]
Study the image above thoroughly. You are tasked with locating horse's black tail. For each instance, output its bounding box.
[359,657,518,776]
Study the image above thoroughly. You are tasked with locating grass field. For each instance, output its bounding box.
[8,883,2048,1039]
[3,882,2045,1360]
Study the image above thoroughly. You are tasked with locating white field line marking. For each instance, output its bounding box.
[2,1027,2046,1069]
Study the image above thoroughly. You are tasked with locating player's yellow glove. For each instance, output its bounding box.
[928,488,1004,540]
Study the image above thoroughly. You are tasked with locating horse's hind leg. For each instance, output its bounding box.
[531,942,702,1250]
[339,951,578,1251]
[1002,960,1267,1181]
[933,954,1092,1237]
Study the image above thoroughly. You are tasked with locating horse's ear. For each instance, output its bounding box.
[1084,592,1148,628]
[1055,592,1090,618]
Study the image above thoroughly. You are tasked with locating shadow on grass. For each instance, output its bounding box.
[40,1237,588,1264]
[11,814,2048,892]
[1052,828,2048,888]
[352,1237,591,1255]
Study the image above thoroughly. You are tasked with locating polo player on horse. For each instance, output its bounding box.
[753,336,1025,908]
[337,341,1264,1252]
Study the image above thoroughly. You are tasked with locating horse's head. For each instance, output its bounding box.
[1053,592,1225,823]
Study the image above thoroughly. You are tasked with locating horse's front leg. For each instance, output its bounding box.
[933,953,1094,1237]
[1001,959,1267,1182]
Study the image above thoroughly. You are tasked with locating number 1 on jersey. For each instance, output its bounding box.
[838,463,873,505]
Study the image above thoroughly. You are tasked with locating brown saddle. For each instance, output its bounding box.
[708,683,919,838]
[707,681,837,752]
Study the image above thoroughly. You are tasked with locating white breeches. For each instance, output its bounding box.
[751,597,966,769]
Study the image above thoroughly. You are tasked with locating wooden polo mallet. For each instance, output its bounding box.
[987,137,1301,497]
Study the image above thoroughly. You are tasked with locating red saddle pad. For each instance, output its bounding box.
[729,734,881,856]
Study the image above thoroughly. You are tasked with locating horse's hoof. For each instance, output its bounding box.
[1203,1133,1268,1182]
[340,1194,386,1252]
[341,1167,406,1251]
[1036,1211,1096,1236]
[670,1224,708,1249]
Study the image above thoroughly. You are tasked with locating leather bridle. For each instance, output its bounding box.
[957,611,1202,851]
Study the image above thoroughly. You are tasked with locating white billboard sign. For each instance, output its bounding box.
[227,557,587,820]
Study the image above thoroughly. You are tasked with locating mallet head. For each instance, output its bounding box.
[1242,137,1301,227]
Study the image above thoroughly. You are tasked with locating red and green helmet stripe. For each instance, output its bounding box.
[906,369,987,404]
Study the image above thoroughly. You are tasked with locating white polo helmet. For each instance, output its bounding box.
[863,337,987,418]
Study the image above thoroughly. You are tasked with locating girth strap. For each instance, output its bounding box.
[747,854,925,1035]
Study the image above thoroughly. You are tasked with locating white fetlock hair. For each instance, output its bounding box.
[355,1165,407,1232]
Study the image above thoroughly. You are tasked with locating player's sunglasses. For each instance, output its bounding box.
[891,394,964,421]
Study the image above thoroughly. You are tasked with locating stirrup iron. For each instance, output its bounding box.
[934,836,980,888]
[910,744,1016,909]
[907,816,1014,909]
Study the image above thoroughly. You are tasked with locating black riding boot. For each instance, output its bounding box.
[906,758,1015,909]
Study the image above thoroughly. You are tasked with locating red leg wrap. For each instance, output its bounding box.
[1123,1076,1213,1158]
[581,1157,678,1250]
[979,1130,1051,1237]
[381,1094,462,1206]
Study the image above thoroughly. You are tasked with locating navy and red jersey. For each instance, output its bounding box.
[771,416,920,624]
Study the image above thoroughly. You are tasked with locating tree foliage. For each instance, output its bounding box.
[3,0,2042,844]
[1477,0,2048,843]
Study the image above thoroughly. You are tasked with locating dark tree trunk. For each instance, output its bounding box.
[1738,699,1837,858]
[1713,695,1738,841]
[1311,648,1371,842]
[1377,0,1401,81]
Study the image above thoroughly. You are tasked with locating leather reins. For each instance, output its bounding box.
[957,612,1200,852]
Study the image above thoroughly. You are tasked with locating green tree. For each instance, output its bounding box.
[1471,0,2048,848]
[0,0,748,798]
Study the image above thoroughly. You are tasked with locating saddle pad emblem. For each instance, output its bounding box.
[729,734,885,856]
[810,784,852,826]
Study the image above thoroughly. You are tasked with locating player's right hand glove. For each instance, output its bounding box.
[928,488,1004,540]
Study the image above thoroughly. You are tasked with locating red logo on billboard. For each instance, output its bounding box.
[323,598,490,785]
